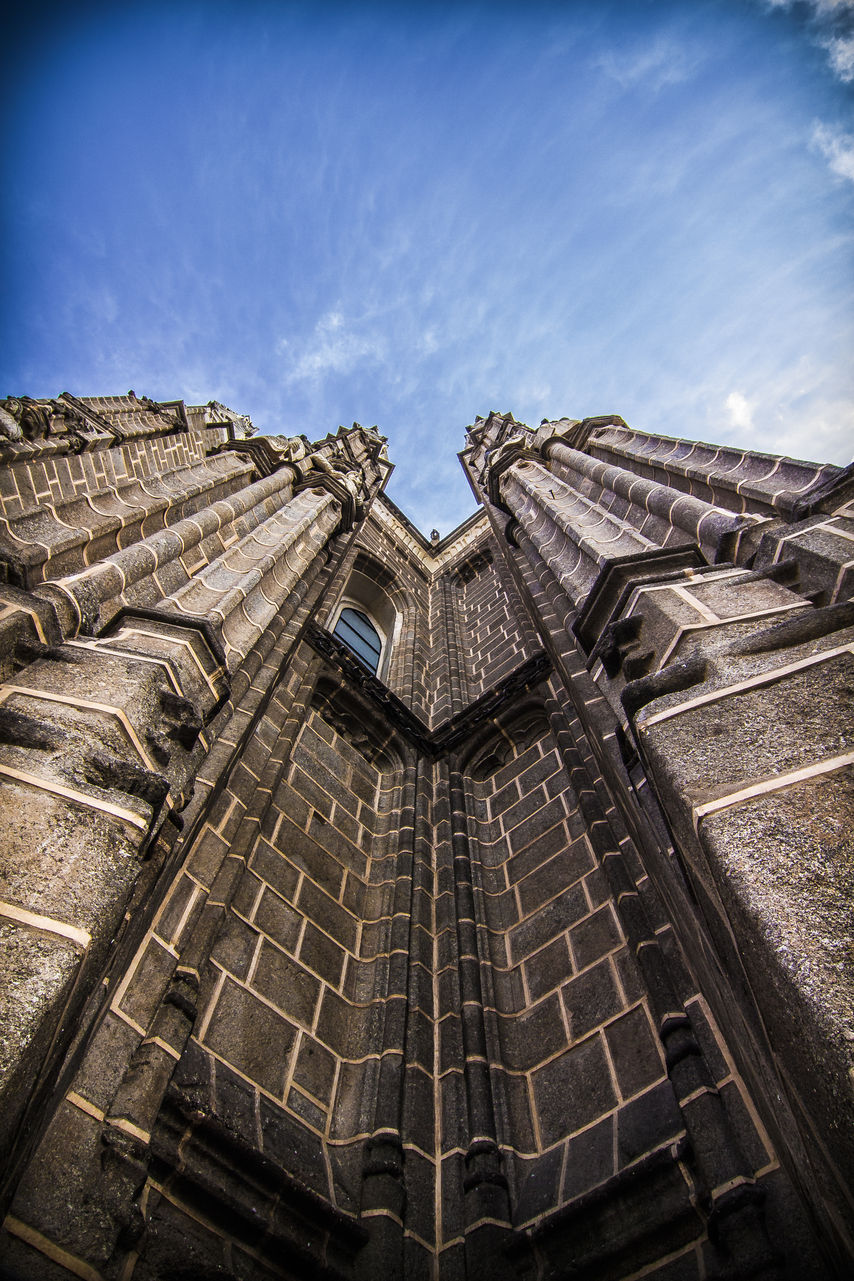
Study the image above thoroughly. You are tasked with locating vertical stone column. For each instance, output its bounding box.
[488,424,854,1263]
[401,758,438,1276]
[495,452,653,609]
[483,429,766,626]
[440,572,468,718]
[0,450,254,589]
[543,438,761,564]
[356,756,418,1279]
[446,759,512,1280]
[507,518,581,637]
[31,459,301,637]
[580,419,841,518]
[0,612,223,1188]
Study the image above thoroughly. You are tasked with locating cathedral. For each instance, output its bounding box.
[0,392,851,1281]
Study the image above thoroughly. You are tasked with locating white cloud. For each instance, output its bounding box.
[692,351,854,469]
[765,0,854,17]
[764,0,854,81]
[725,391,754,432]
[756,398,854,465]
[811,121,854,181]
[823,33,854,79]
[278,310,386,385]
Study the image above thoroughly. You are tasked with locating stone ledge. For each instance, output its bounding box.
[306,623,551,758]
[506,1140,700,1281]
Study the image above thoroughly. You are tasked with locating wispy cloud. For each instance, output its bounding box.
[279,311,386,386]
[694,351,854,468]
[765,0,854,81]
[811,121,854,180]
[593,36,699,92]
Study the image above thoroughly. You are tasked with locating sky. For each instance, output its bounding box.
[2,0,852,535]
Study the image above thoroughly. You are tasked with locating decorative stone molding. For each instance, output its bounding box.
[216,433,306,477]
[294,466,362,534]
[483,442,538,513]
[306,622,550,757]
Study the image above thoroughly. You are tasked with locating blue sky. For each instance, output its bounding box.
[2,0,852,534]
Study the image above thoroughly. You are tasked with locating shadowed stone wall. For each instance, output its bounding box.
[0,397,850,1281]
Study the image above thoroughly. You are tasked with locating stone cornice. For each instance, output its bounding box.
[305,623,551,757]
[485,443,540,513]
[216,435,303,478]
[293,469,360,533]
[534,414,628,458]
[368,499,490,579]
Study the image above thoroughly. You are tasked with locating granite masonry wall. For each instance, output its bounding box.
[0,397,850,1281]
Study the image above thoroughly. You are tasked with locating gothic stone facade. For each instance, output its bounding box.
[0,394,852,1281]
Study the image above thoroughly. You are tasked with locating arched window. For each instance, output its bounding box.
[325,559,402,685]
[333,606,382,675]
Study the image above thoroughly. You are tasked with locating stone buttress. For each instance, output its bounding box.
[0,395,851,1280]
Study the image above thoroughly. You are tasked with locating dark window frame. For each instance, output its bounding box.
[333,606,383,675]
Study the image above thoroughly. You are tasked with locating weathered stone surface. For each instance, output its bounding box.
[0,401,846,1280]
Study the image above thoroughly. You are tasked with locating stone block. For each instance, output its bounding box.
[616,1080,683,1168]
[72,1011,143,1113]
[213,1058,258,1141]
[249,837,301,902]
[405,1063,436,1148]
[209,910,258,983]
[561,1113,616,1204]
[532,1035,617,1147]
[279,815,346,897]
[7,1100,113,1265]
[254,886,302,952]
[506,821,580,883]
[118,936,177,1028]
[140,1190,228,1278]
[296,877,358,952]
[330,1057,375,1141]
[0,923,81,1159]
[287,1086,326,1132]
[718,1079,772,1174]
[404,1147,435,1245]
[203,977,295,1096]
[293,1035,337,1106]
[524,934,572,1003]
[514,1142,565,1225]
[570,903,623,970]
[605,1004,664,1100]
[252,941,321,1026]
[172,1036,215,1111]
[299,920,345,987]
[441,1150,466,1240]
[500,994,567,1072]
[508,882,588,965]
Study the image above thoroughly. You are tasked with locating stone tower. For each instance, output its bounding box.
[0,394,851,1280]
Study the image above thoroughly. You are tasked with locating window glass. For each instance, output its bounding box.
[333,607,382,674]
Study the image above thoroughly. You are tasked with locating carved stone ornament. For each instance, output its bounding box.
[0,403,22,440]
[0,396,52,441]
[0,396,94,449]
[483,439,538,512]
